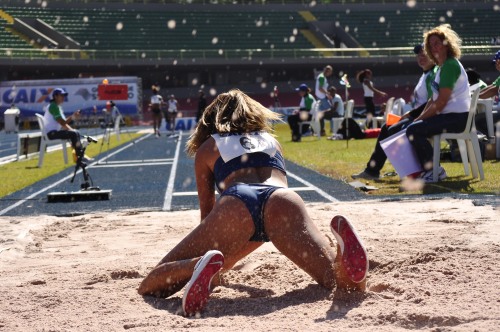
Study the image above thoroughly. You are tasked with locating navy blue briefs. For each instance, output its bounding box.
[220,183,283,242]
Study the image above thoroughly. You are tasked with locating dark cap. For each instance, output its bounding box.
[52,88,68,97]
[493,50,500,63]
[413,44,424,54]
[295,83,309,92]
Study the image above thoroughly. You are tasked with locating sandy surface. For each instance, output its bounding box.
[0,198,499,331]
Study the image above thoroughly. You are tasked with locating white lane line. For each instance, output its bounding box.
[172,191,199,196]
[286,170,339,202]
[0,146,17,154]
[288,186,316,192]
[162,132,182,211]
[0,134,151,216]
[91,162,172,168]
[0,157,19,165]
[96,134,150,164]
[0,173,80,216]
[96,158,173,164]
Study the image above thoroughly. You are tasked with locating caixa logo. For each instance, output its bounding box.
[2,88,68,104]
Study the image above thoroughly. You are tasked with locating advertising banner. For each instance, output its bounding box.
[0,77,142,118]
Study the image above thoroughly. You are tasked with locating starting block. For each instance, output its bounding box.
[47,188,112,203]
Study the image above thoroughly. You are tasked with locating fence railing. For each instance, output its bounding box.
[2,0,493,5]
[0,46,497,61]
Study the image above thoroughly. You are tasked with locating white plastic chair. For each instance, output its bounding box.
[331,99,354,135]
[299,100,321,139]
[373,97,394,128]
[35,113,68,168]
[476,98,495,139]
[392,98,405,116]
[431,88,484,182]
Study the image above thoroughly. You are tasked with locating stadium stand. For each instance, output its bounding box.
[0,10,34,49]
[1,7,313,51]
[1,4,497,54]
[312,8,498,49]
[0,1,497,111]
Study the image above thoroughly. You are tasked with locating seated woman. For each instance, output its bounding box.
[287,83,316,142]
[138,89,369,317]
[406,24,471,183]
[351,43,436,180]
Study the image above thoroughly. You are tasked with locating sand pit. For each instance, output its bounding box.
[1,198,499,331]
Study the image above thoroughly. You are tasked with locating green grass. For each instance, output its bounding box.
[273,123,500,196]
[1,125,498,199]
[0,133,142,198]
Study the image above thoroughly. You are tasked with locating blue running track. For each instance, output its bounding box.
[0,132,366,217]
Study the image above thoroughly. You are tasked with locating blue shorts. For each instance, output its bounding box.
[220,183,283,242]
[318,97,331,111]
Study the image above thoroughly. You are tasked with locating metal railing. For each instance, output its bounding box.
[0,46,497,61]
[2,0,493,5]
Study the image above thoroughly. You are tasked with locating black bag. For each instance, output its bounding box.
[337,118,365,139]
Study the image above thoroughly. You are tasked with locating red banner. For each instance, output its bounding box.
[97,84,128,100]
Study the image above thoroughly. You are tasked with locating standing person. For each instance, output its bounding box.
[166,94,178,135]
[105,101,121,127]
[149,85,163,138]
[42,88,95,165]
[357,69,387,128]
[287,83,316,142]
[406,24,471,182]
[351,44,436,180]
[196,90,207,123]
[138,89,368,317]
[315,65,333,113]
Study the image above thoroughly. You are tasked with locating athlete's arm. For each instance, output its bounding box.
[365,80,387,97]
[194,143,216,221]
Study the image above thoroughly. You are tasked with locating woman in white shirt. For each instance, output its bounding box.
[149,85,163,137]
[357,69,387,128]
[165,94,178,134]
[406,24,471,182]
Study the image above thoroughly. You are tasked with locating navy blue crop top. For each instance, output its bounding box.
[213,151,286,189]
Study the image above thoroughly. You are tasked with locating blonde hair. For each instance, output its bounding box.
[186,89,282,156]
[423,24,462,64]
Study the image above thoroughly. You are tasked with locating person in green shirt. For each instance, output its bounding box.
[315,65,333,112]
[479,50,500,99]
[42,88,95,165]
[406,24,471,183]
[476,50,500,138]
[287,83,316,142]
[352,44,436,181]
